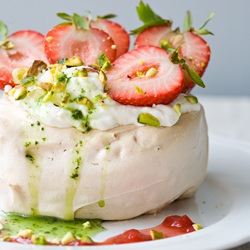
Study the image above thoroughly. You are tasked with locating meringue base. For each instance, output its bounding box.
[0,97,208,220]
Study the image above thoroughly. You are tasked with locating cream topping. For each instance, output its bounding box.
[4,65,200,131]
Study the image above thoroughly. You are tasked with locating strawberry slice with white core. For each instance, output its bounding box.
[44,25,117,65]
[0,30,47,89]
[106,45,184,106]
[134,25,210,93]
[90,19,130,58]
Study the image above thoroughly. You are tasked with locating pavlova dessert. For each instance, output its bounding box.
[0,1,213,225]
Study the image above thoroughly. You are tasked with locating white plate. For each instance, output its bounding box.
[0,92,250,249]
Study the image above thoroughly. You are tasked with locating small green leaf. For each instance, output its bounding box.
[183,11,192,32]
[195,28,214,36]
[73,13,89,30]
[97,53,111,71]
[0,20,8,45]
[97,14,117,19]
[57,12,72,21]
[136,1,163,23]
[199,12,215,30]
[130,1,171,35]
[130,19,170,35]
[184,65,205,88]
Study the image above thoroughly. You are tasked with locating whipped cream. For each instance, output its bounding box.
[6,65,200,131]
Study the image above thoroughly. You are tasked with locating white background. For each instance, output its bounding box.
[0,0,249,96]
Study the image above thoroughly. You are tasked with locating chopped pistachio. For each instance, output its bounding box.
[150,229,164,240]
[18,229,33,238]
[160,39,173,51]
[98,70,107,84]
[145,67,158,78]
[38,82,53,91]
[61,232,76,245]
[98,200,105,208]
[185,95,198,104]
[82,221,92,229]
[136,71,144,78]
[12,67,28,84]
[173,103,182,115]
[31,234,47,245]
[77,96,93,109]
[192,223,203,231]
[1,40,14,50]
[72,68,88,77]
[138,113,160,127]
[81,235,94,244]
[20,76,36,87]
[13,86,27,100]
[53,82,66,93]
[26,60,47,77]
[135,86,143,95]
[61,92,71,105]
[63,56,84,67]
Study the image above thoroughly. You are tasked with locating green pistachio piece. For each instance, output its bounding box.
[53,82,66,93]
[31,234,47,245]
[81,235,94,244]
[61,232,76,245]
[150,229,164,240]
[138,113,160,127]
[77,96,93,109]
[12,67,28,84]
[61,92,71,105]
[38,82,53,91]
[20,76,36,87]
[73,68,88,77]
[12,86,27,100]
[135,86,143,95]
[26,60,47,77]
[145,67,158,78]
[192,223,203,231]
[185,95,198,104]
[18,229,33,238]
[98,70,107,84]
[173,103,182,115]
[63,56,84,67]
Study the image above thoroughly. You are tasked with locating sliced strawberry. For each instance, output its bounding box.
[90,19,130,58]
[134,25,177,49]
[0,30,47,89]
[106,45,184,106]
[180,31,211,92]
[44,24,117,65]
[134,25,210,93]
